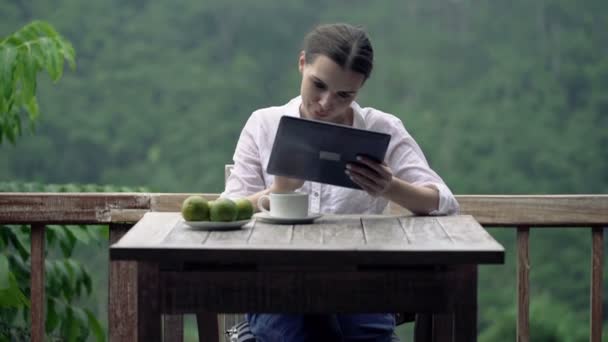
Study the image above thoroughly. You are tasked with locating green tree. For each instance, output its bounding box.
[0,21,105,341]
[0,20,74,144]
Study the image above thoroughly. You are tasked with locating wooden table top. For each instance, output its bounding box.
[110,212,504,266]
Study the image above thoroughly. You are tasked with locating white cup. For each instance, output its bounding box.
[257,192,309,219]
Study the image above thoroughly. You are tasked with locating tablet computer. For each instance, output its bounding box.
[266,116,391,189]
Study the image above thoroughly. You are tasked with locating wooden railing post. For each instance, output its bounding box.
[590,227,604,342]
[517,226,530,342]
[163,315,184,342]
[109,224,138,341]
[30,224,45,342]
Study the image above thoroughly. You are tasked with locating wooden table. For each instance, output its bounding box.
[110,212,504,341]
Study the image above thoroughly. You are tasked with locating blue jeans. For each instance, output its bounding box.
[247,313,396,342]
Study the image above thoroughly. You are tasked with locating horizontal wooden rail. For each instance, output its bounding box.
[0,193,606,342]
[1,193,607,225]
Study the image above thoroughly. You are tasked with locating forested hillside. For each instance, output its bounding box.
[1,0,607,340]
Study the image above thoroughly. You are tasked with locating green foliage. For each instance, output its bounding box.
[0,181,145,341]
[0,20,75,145]
[479,293,589,341]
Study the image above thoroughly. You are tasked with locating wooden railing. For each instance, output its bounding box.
[0,193,607,342]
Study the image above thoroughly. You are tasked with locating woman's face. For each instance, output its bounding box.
[298,52,365,125]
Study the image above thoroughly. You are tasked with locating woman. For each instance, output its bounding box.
[223,23,459,342]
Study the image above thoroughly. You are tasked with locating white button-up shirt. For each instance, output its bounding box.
[222,96,459,215]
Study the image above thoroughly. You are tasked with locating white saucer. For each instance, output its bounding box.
[184,219,251,230]
[253,212,322,224]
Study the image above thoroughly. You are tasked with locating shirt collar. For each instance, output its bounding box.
[289,96,365,129]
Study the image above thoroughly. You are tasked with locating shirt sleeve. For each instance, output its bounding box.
[386,119,460,216]
[221,112,267,199]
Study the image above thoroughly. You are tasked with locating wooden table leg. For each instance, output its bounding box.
[109,224,137,342]
[138,261,161,342]
[196,312,220,342]
[414,314,432,342]
[453,265,478,342]
[432,314,454,342]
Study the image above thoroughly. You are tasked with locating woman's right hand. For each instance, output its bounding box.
[269,176,304,193]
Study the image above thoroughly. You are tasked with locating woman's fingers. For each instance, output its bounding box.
[346,164,377,184]
[347,170,382,195]
[346,157,393,196]
[355,157,391,178]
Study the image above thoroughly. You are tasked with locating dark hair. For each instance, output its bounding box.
[302,23,374,80]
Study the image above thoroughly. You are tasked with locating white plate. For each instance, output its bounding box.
[184,219,251,230]
[253,212,322,224]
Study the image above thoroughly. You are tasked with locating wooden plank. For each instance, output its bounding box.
[3,193,607,226]
[109,209,149,223]
[247,220,293,245]
[196,312,219,342]
[291,221,324,245]
[163,315,183,342]
[320,216,365,246]
[113,212,180,247]
[399,216,452,244]
[362,216,408,245]
[112,244,504,265]
[159,269,457,314]
[150,193,219,212]
[109,224,138,342]
[436,215,497,244]
[456,195,608,226]
[163,221,210,245]
[388,195,608,226]
[0,193,150,224]
[204,222,254,246]
[30,224,45,342]
[590,227,604,342]
[138,262,161,341]
[111,214,504,265]
[517,227,530,342]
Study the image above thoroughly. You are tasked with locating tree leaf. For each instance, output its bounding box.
[81,264,92,295]
[0,254,10,290]
[45,297,59,333]
[0,45,17,102]
[62,258,76,280]
[6,227,28,260]
[58,37,76,70]
[0,20,75,146]
[25,96,39,124]
[64,305,82,342]
[8,254,29,280]
[17,48,37,106]
[59,227,76,257]
[0,272,29,308]
[67,225,90,244]
[71,306,89,338]
[48,225,67,247]
[85,308,106,342]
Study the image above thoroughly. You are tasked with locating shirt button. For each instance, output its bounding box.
[313,192,319,197]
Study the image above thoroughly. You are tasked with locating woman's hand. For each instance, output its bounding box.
[269,176,305,193]
[345,156,394,197]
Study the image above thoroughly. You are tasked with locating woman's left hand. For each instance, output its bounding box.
[345,156,394,197]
